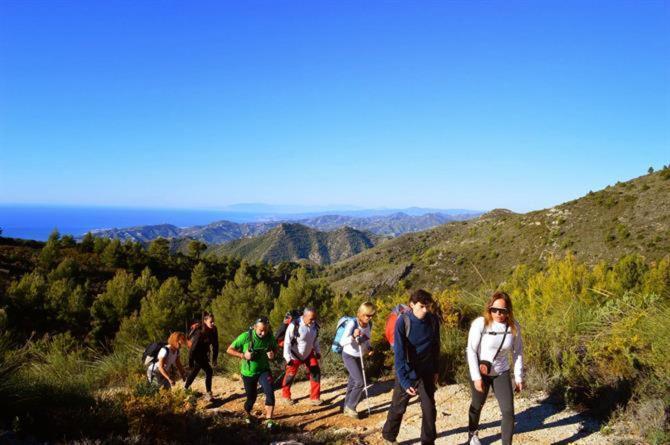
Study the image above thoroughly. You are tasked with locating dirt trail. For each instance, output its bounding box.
[188,375,615,444]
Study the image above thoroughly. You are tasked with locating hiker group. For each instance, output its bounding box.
[143,289,524,445]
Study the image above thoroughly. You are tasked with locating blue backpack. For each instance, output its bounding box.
[331,316,372,354]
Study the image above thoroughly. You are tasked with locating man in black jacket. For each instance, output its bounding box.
[184,312,219,400]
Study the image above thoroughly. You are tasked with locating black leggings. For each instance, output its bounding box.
[185,356,213,392]
[242,371,275,413]
[468,370,515,445]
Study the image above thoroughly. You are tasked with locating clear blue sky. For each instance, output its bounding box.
[1,1,668,212]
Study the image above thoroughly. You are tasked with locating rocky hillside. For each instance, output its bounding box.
[209,223,378,265]
[325,169,670,295]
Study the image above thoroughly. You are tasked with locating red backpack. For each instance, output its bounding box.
[384,304,411,346]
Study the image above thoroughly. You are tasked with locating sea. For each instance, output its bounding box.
[0,205,263,241]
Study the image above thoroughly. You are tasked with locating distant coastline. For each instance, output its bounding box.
[0,204,481,241]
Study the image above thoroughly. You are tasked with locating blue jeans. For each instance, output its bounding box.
[242,371,275,413]
[342,352,365,410]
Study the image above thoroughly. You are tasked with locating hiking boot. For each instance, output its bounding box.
[307,398,324,406]
[265,419,277,430]
[205,391,214,402]
[244,411,255,425]
[281,397,296,406]
[469,431,482,445]
[343,406,359,419]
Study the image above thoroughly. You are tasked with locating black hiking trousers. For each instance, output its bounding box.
[382,372,437,445]
[185,355,213,393]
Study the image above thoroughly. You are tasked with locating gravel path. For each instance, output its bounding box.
[188,375,615,444]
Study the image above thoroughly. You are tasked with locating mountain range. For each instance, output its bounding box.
[87,211,481,244]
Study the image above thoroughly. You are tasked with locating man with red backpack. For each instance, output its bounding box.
[382,289,441,445]
[280,307,323,406]
[184,311,219,401]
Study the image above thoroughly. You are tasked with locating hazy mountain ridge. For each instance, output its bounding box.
[86,211,481,244]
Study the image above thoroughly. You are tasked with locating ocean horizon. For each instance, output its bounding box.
[0,205,265,241]
[0,204,481,241]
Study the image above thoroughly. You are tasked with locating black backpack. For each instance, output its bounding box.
[142,342,168,365]
[275,309,303,348]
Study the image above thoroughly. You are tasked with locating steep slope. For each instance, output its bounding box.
[325,170,670,295]
[210,223,377,265]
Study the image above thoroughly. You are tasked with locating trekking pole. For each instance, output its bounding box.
[357,337,371,416]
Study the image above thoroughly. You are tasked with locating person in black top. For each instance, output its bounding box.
[184,312,219,400]
[382,289,441,445]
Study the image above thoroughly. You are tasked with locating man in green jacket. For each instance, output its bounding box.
[226,316,279,429]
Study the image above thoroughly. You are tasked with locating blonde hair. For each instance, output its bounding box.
[483,291,517,335]
[357,302,377,317]
[167,331,186,349]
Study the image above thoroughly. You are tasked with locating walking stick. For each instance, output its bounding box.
[357,337,371,416]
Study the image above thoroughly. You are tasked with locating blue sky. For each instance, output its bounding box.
[0,1,668,212]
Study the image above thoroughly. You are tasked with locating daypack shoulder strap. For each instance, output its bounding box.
[400,313,411,363]
[157,345,170,363]
[247,328,255,351]
[492,322,509,362]
[401,312,411,339]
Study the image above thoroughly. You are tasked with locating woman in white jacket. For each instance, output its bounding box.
[339,302,376,419]
[466,291,523,445]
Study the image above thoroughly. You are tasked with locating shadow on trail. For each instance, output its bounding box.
[399,397,598,445]
[294,382,348,402]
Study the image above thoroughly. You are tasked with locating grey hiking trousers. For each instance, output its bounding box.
[468,369,515,445]
[342,352,365,411]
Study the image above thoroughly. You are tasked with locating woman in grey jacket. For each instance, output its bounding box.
[466,291,524,445]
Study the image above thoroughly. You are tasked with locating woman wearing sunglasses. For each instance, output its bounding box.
[226,316,279,429]
[465,291,524,445]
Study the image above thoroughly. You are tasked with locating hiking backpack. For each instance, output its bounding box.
[331,316,374,354]
[275,309,303,349]
[187,321,201,349]
[384,304,411,346]
[385,304,440,347]
[142,342,168,366]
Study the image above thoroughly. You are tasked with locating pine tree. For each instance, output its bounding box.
[136,267,159,295]
[101,239,123,268]
[80,232,95,252]
[46,279,88,329]
[148,238,170,260]
[138,277,189,341]
[91,270,141,343]
[269,267,333,327]
[188,262,215,311]
[6,271,48,333]
[211,262,275,341]
[39,229,61,270]
[188,240,207,259]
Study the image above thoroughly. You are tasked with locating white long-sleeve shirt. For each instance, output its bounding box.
[283,317,321,362]
[466,316,523,383]
[338,318,372,357]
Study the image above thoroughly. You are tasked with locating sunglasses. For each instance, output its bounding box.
[489,307,509,315]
